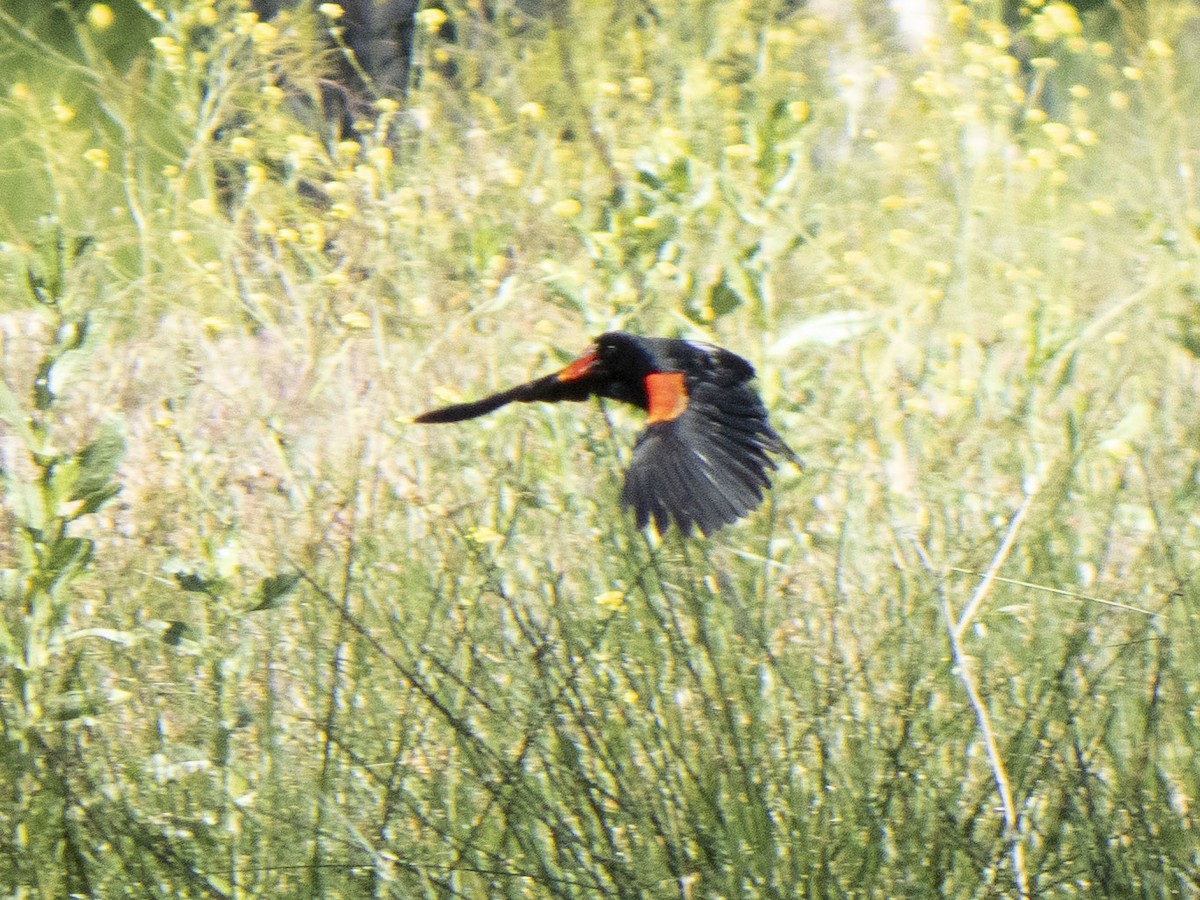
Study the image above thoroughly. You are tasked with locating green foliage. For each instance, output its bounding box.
[0,227,130,895]
[1,0,1200,896]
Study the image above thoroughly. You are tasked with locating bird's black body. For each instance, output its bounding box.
[415,332,794,536]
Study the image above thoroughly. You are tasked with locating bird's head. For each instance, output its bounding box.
[554,331,656,385]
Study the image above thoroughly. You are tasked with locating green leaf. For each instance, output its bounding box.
[5,468,46,532]
[58,313,90,352]
[71,235,95,262]
[38,537,94,593]
[76,483,122,517]
[175,574,203,591]
[26,265,51,305]
[635,166,663,191]
[664,157,690,195]
[163,621,189,645]
[175,572,224,595]
[709,276,743,318]
[33,356,54,411]
[249,572,302,612]
[71,423,124,503]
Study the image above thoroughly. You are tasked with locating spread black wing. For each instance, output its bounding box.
[621,378,791,536]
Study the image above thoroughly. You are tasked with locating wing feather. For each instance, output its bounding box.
[621,374,788,535]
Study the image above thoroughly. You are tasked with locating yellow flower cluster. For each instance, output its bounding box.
[1030,3,1082,44]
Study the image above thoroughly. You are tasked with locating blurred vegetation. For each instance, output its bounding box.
[2,0,1200,895]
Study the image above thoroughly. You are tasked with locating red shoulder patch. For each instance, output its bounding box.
[556,351,597,382]
[645,372,689,423]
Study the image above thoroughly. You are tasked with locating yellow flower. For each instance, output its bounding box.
[302,222,325,246]
[83,147,109,170]
[467,525,503,545]
[340,310,371,329]
[189,197,216,216]
[52,102,75,123]
[1109,91,1129,111]
[1147,40,1173,58]
[276,227,299,243]
[992,54,1019,77]
[251,21,278,44]
[879,195,907,211]
[230,136,255,157]
[627,76,653,101]
[1122,66,1143,81]
[1041,121,1071,144]
[889,228,913,246]
[868,141,897,162]
[1088,198,1114,216]
[1031,3,1081,43]
[367,146,392,168]
[318,3,344,19]
[416,7,447,32]
[596,591,626,612]
[552,198,582,218]
[87,3,114,30]
[724,143,754,160]
[518,101,545,120]
[787,100,810,122]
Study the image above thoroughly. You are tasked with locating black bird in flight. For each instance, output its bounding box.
[415,332,796,536]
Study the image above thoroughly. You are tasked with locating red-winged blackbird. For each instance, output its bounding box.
[415,332,796,536]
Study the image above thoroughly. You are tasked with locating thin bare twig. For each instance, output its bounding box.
[946,568,1159,618]
[912,488,1037,900]
[953,488,1038,641]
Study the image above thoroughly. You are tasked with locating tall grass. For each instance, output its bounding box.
[1,0,1200,895]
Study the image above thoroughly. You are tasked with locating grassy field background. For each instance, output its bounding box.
[2,0,1200,895]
